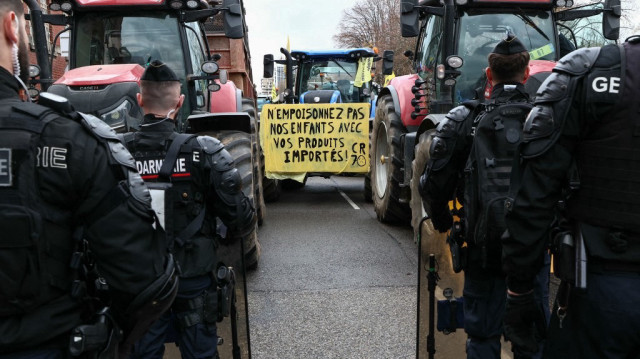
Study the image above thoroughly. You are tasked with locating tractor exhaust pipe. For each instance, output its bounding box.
[24,0,53,90]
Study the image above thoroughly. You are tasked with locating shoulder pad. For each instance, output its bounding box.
[210,147,235,172]
[79,112,119,141]
[443,104,472,123]
[196,135,224,155]
[534,72,571,103]
[107,140,137,169]
[555,47,601,76]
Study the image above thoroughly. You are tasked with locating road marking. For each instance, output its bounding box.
[338,189,360,210]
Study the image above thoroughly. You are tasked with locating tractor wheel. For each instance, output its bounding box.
[364,173,372,202]
[241,97,266,226]
[410,129,435,243]
[261,148,282,202]
[370,94,410,224]
[205,130,260,270]
[364,129,373,202]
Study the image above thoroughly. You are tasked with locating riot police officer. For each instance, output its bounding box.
[124,60,256,359]
[503,35,640,359]
[0,1,178,358]
[420,34,549,359]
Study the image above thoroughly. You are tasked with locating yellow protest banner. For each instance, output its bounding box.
[354,57,373,88]
[260,103,370,175]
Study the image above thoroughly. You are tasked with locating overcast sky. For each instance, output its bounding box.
[243,0,360,94]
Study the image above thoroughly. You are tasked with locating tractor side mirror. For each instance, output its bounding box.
[603,0,621,40]
[223,0,244,39]
[263,54,274,78]
[401,0,420,37]
[382,50,394,76]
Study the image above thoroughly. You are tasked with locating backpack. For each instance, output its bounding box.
[0,100,60,316]
[463,99,533,271]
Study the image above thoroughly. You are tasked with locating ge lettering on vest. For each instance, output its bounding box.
[592,76,620,93]
[136,156,189,178]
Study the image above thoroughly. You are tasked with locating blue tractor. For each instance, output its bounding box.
[263,47,383,192]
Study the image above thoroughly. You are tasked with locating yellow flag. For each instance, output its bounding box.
[271,84,277,103]
[354,57,373,88]
[383,72,396,87]
[286,35,290,52]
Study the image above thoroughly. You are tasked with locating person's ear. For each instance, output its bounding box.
[4,12,19,43]
[523,66,530,82]
[176,94,185,110]
[136,93,143,108]
[485,67,494,85]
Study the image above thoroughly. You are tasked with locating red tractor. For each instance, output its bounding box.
[370,0,621,233]
[26,0,263,270]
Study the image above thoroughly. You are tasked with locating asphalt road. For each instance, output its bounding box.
[247,176,418,359]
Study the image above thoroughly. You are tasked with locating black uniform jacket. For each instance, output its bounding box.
[0,68,166,351]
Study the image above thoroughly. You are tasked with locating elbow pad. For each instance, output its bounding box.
[209,148,256,233]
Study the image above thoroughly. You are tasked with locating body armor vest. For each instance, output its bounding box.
[0,100,73,316]
[122,132,216,277]
[567,41,640,232]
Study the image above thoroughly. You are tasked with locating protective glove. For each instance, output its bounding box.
[430,209,453,233]
[504,290,547,358]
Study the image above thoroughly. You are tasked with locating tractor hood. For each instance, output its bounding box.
[54,64,144,87]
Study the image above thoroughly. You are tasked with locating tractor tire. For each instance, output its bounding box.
[261,148,282,202]
[410,129,435,243]
[370,94,410,224]
[364,129,373,202]
[364,173,372,202]
[242,97,266,226]
[204,130,260,270]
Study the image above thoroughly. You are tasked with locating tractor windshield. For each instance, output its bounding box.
[456,9,555,102]
[74,13,185,79]
[297,59,368,103]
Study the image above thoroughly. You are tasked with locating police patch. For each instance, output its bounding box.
[0,149,12,186]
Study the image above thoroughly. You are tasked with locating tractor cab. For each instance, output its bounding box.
[44,0,244,132]
[400,0,621,117]
[290,48,377,105]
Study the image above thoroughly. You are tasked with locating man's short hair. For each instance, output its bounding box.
[488,51,530,83]
[0,0,25,16]
[140,80,181,115]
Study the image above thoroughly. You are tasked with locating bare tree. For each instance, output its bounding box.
[333,0,415,83]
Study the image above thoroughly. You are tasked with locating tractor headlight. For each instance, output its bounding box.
[28,64,41,78]
[100,100,131,129]
[446,55,463,69]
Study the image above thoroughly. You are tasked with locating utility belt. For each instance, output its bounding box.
[173,266,236,331]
